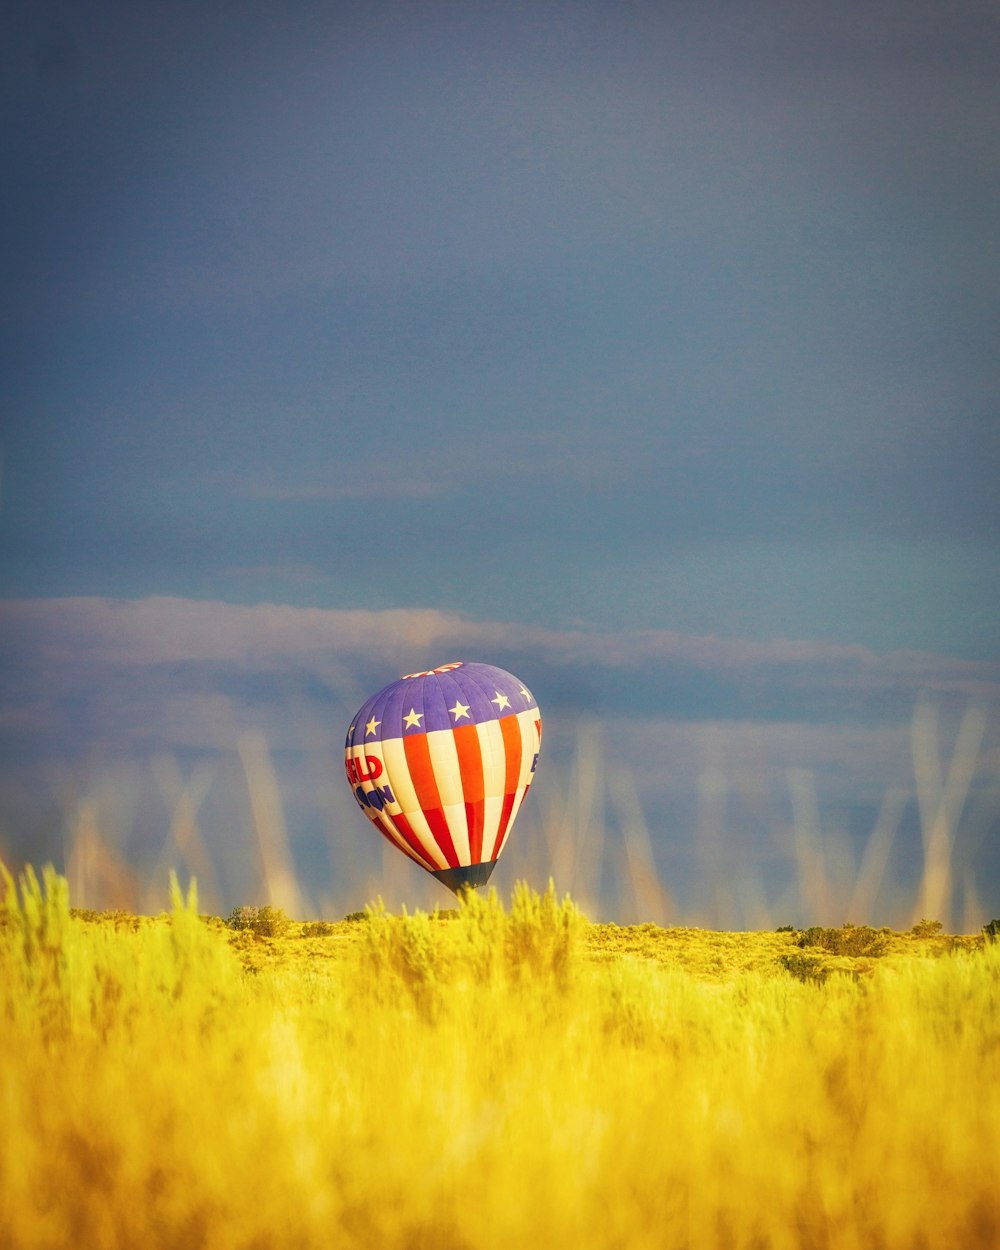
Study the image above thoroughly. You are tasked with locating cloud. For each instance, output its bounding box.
[216,430,654,508]
[1,596,997,761]
[0,596,960,652]
[3,593,998,690]
[0,597,452,669]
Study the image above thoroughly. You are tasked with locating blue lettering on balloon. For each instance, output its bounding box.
[354,784,396,811]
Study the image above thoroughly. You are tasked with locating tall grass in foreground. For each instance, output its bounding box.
[2,864,999,1250]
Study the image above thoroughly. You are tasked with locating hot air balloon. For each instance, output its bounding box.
[345,661,541,894]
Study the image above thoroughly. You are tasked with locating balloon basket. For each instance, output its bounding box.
[432,860,498,895]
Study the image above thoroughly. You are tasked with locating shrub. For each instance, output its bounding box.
[300,920,337,938]
[778,952,831,984]
[503,878,583,986]
[983,919,1000,944]
[911,918,943,938]
[226,904,291,938]
[358,881,585,1019]
[796,924,891,957]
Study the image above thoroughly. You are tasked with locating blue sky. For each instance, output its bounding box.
[2,0,999,925]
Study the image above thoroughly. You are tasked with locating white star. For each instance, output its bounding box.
[449,700,471,721]
[365,716,381,737]
[403,708,423,729]
[519,686,533,703]
[491,691,511,711]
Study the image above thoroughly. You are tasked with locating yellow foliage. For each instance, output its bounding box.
[2,863,999,1249]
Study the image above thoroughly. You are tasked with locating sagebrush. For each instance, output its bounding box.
[2,862,999,1250]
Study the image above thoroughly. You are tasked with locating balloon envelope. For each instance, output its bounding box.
[345,661,542,893]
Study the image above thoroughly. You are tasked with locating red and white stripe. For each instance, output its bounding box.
[345,707,541,870]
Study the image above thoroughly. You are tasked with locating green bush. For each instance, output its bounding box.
[910,918,943,938]
[778,952,832,984]
[226,904,291,938]
[796,924,891,957]
[300,920,337,938]
[983,919,1000,944]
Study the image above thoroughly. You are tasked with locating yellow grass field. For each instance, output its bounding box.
[2,863,998,1250]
